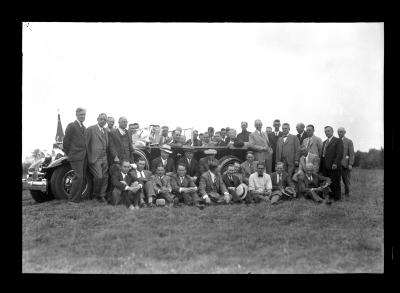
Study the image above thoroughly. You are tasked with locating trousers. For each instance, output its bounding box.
[69,159,87,202]
[88,156,108,199]
[341,167,351,195]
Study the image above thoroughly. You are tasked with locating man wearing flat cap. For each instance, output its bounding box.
[199,149,219,175]
[151,144,176,175]
[177,145,200,183]
[199,161,231,204]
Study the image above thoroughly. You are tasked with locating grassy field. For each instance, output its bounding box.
[22,168,383,273]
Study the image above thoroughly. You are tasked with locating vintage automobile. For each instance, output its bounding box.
[22,144,250,203]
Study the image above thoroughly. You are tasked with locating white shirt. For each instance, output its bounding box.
[76,120,83,127]
[248,172,272,192]
[187,158,191,165]
[283,135,288,143]
[274,131,279,137]
[136,170,145,178]
[161,157,168,166]
[121,172,130,190]
[97,124,105,133]
[209,170,216,183]
[118,127,126,136]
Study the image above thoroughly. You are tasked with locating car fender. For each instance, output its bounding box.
[46,156,70,170]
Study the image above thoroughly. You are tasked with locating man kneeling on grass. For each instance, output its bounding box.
[269,161,296,205]
[151,164,175,207]
[110,159,142,210]
[297,163,332,204]
[248,162,272,203]
[199,162,231,205]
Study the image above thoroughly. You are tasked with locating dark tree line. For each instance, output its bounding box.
[353,148,384,169]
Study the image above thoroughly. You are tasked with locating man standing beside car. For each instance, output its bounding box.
[63,107,87,203]
[86,113,109,203]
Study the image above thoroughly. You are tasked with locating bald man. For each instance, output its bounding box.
[86,113,109,203]
[338,127,355,197]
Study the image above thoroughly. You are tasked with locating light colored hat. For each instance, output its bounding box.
[156,198,166,206]
[204,149,217,155]
[236,183,248,200]
[160,144,173,154]
[282,186,296,197]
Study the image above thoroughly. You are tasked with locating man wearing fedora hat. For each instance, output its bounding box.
[270,161,296,204]
[199,161,231,204]
[222,164,244,203]
[177,145,200,183]
[171,164,201,206]
[151,144,176,175]
[199,149,219,175]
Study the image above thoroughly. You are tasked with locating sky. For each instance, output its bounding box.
[22,22,384,160]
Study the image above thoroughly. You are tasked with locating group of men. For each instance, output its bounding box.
[63,107,355,210]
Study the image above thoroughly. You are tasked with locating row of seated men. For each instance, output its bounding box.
[108,146,333,211]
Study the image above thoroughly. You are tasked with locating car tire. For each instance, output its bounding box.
[30,190,53,203]
[50,164,93,200]
[218,155,242,174]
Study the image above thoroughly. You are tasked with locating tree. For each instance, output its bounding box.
[32,149,44,161]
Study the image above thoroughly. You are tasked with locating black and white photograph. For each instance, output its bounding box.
[22,22,384,274]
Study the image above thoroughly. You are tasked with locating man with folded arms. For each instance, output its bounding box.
[298,163,332,204]
[151,164,175,207]
[270,162,296,204]
[199,161,231,205]
[171,164,201,206]
[110,160,142,210]
[248,162,272,203]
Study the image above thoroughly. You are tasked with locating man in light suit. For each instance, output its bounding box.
[298,163,332,204]
[296,122,309,145]
[302,124,323,157]
[199,161,230,205]
[240,151,258,185]
[292,145,320,183]
[85,113,109,203]
[108,116,134,163]
[151,165,175,206]
[63,107,87,202]
[270,162,296,204]
[338,127,355,197]
[199,149,219,175]
[248,119,274,174]
[270,119,283,172]
[131,157,156,206]
[276,123,300,177]
[151,144,176,175]
[320,126,344,201]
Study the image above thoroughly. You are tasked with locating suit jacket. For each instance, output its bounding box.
[130,169,153,183]
[108,128,133,162]
[236,130,251,143]
[177,157,200,178]
[199,171,228,196]
[151,156,176,174]
[341,137,355,168]
[276,134,300,166]
[321,136,344,169]
[248,130,273,161]
[63,121,86,162]
[85,124,109,164]
[302,135,323,157]
[298,172,331,194]
[270,171,294,191]
[198,157,219,175]
[297,132,309,145]
[170,174,197,194]
[186,138,202,146]
[111,169,136,192]
[222,173,241,188]
[151,174,172,194]
[240,160,259,184]
[270,131,283,154]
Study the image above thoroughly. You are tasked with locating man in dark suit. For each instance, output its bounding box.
[131,157,156,206]
[85,113,109,203]
[320,126,344,201]
[338,127,355,197]
[276,123,300,177]
[185,130,202,146]
[240,151,258,185]
[270,119,283,172]
[199,162,230,204]
[63,107,87,202]
[269,162,296,204]
[151,165,175,207]
[296,122,309,145]
[213,131,228,146]
[222,164,242,203]
[171,164,201,206]
[108,117,134,164]
[151,144,176,175]
[177,146,200,182]
[298,162,332,203]
[106,116,115,133]
[199,149,219,175]
[110,160,141,210]
[158,126,172,145]
[236,121,251,143]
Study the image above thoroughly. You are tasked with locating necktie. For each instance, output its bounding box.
[277,174,280,184]
[306,137,311,149]
[229,175,232,182]
[323,138,330,157]
[180,177,184,184]
[141,171,145,178]
[188,159,191,165]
